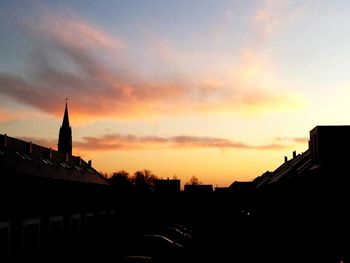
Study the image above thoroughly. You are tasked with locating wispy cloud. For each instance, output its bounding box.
[273,136,308,144]
[20,134,288,151]
[0,108,17,123]
[0,106,40,124]
[19,133,305,153]
[73,133,288,151]
[0,9,302,123]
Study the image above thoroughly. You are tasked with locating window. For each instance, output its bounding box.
[60,162,70,169]
[49,216,63,250]
[74,165,82,171]
[22,218,41,257]
[85,212,94,224]
[16,152,26,160]
[98,211,107,216]
[109,210,116,215]
[41,157,53,165]
[69,214,81,241]
[23,154,32,161]
[0,221,10,259]
[85,212,95,230]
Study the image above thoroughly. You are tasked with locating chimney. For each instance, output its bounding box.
[26,141,32,154]
[65,153,69,163]
[4,134,7,148]
[77,156,82,166]
[88,160,92,167]
[284,156,288,163]
[49,148,53,159]
[293,151,296,158]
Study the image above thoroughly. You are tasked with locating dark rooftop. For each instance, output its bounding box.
[0,134,109,185]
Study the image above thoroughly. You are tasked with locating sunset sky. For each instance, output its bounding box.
[1,0,350,187]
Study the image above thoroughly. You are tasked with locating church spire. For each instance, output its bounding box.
[58,99,72,155]
[62,98,70,127]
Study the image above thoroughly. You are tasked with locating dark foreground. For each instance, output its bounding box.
[16,191,346,263]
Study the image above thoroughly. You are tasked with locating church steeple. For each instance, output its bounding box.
[58,99,72,155]
[62,99,70,128]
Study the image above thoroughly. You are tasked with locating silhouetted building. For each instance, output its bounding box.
[184,184,213,193]
[214,186,230,193]
[244,125,350,262]
[0,133,112,261]
[58,101,72,155]
[0,103,114,261]
[309,125,350,165]
[154,179,180,194]
[254,125,350,189]
[229,181,254,192]
[253,149,311,188]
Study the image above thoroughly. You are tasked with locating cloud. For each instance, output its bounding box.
[0,108,17,123]
[73,133,288,151]
[0,9,302,123]
[20,132,306,154]
[46,14,121,50]
[273,136,308,144]
[0,106,42,124]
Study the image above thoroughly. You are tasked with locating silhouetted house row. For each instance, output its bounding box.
[154,179,181,194]
[250,126,350,207]
[243,126,350,262]
[253,149,312,188]
[0,209,117,261]
[0,134,112,260]
[253,125,350,190]
[0,134,108,186]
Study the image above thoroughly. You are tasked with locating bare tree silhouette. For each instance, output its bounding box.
[132,169,158,193]
[108,170,132,192]
[188,176,201,185]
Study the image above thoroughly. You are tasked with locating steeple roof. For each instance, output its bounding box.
[62,100,70,128]
[58,99,72,155]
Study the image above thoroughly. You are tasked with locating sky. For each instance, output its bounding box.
[1,0,350,187]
